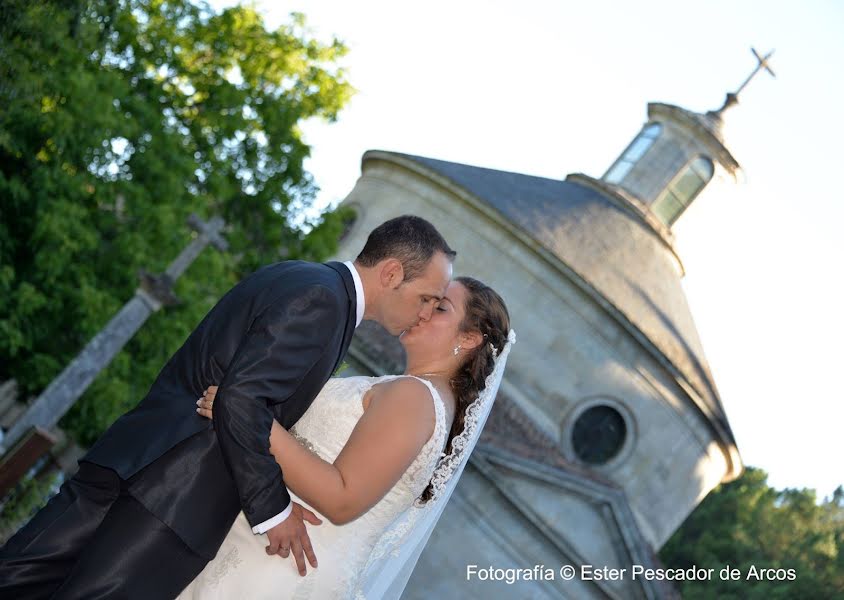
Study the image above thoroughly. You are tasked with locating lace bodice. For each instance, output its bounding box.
[178,374,449,600]
[290,376,448,495]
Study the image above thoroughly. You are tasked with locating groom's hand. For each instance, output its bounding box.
[265,502,322,576]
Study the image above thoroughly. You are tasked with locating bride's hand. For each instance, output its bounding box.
[196,385,218,419]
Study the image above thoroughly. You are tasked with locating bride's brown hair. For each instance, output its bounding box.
[419,276,510,503]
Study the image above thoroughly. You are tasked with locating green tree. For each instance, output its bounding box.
[0,0,355,446]
[660,467,844,599]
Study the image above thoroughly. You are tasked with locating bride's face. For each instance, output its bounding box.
[399,280,469,359]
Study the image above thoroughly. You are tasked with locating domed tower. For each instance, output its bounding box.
[598,48,775,228]
[330,49,775,599]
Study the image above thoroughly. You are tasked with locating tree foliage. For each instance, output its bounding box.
[0,0,356,446]
[660,467,844,598]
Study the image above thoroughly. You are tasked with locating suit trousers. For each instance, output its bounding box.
[0,462,207,599]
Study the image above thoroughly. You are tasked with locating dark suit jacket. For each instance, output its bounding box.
[83,260,357,558]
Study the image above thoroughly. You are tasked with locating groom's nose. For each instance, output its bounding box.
[418,303,434,322]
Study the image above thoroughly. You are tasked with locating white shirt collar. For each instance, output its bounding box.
[343,261,365,328]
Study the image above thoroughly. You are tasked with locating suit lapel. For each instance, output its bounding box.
[324,261,357,374]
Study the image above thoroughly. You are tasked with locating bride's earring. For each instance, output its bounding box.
[453,345,461,355]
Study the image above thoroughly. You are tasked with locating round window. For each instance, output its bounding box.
[571,405,627,465]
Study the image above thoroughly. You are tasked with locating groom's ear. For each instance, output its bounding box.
[379,258,405,289]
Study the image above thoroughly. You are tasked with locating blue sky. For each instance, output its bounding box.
[211,0,844,499]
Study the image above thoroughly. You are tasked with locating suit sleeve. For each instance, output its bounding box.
[212,283,343,528]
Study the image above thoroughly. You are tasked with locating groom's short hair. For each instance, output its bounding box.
[356,215,456,281]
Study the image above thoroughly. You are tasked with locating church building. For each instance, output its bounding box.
[329,51,773,599]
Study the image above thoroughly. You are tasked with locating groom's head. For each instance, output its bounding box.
[355,215,455,335]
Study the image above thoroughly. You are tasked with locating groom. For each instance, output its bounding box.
[0,215,455,599]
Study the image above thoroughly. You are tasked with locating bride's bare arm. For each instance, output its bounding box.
[198,378,436,525]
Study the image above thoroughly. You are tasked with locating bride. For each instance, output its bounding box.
[177,276,513,599]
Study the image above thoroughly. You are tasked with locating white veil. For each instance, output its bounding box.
[352,329,517,600]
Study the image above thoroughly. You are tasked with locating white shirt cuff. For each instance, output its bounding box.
[251,500,293,534]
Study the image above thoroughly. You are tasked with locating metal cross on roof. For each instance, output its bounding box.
[713,47,776,115]
[734,48,776,97]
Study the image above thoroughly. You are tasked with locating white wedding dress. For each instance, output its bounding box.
[177,374,449,600]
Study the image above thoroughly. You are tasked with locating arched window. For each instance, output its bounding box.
[604,123,662,184]
[652,156,714,225]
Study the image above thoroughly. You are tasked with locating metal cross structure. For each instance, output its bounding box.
[714,47,776,115]
[0,214,228,455]
[734,48,776,96]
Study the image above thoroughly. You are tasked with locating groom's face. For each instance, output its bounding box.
[383,252,452,336]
